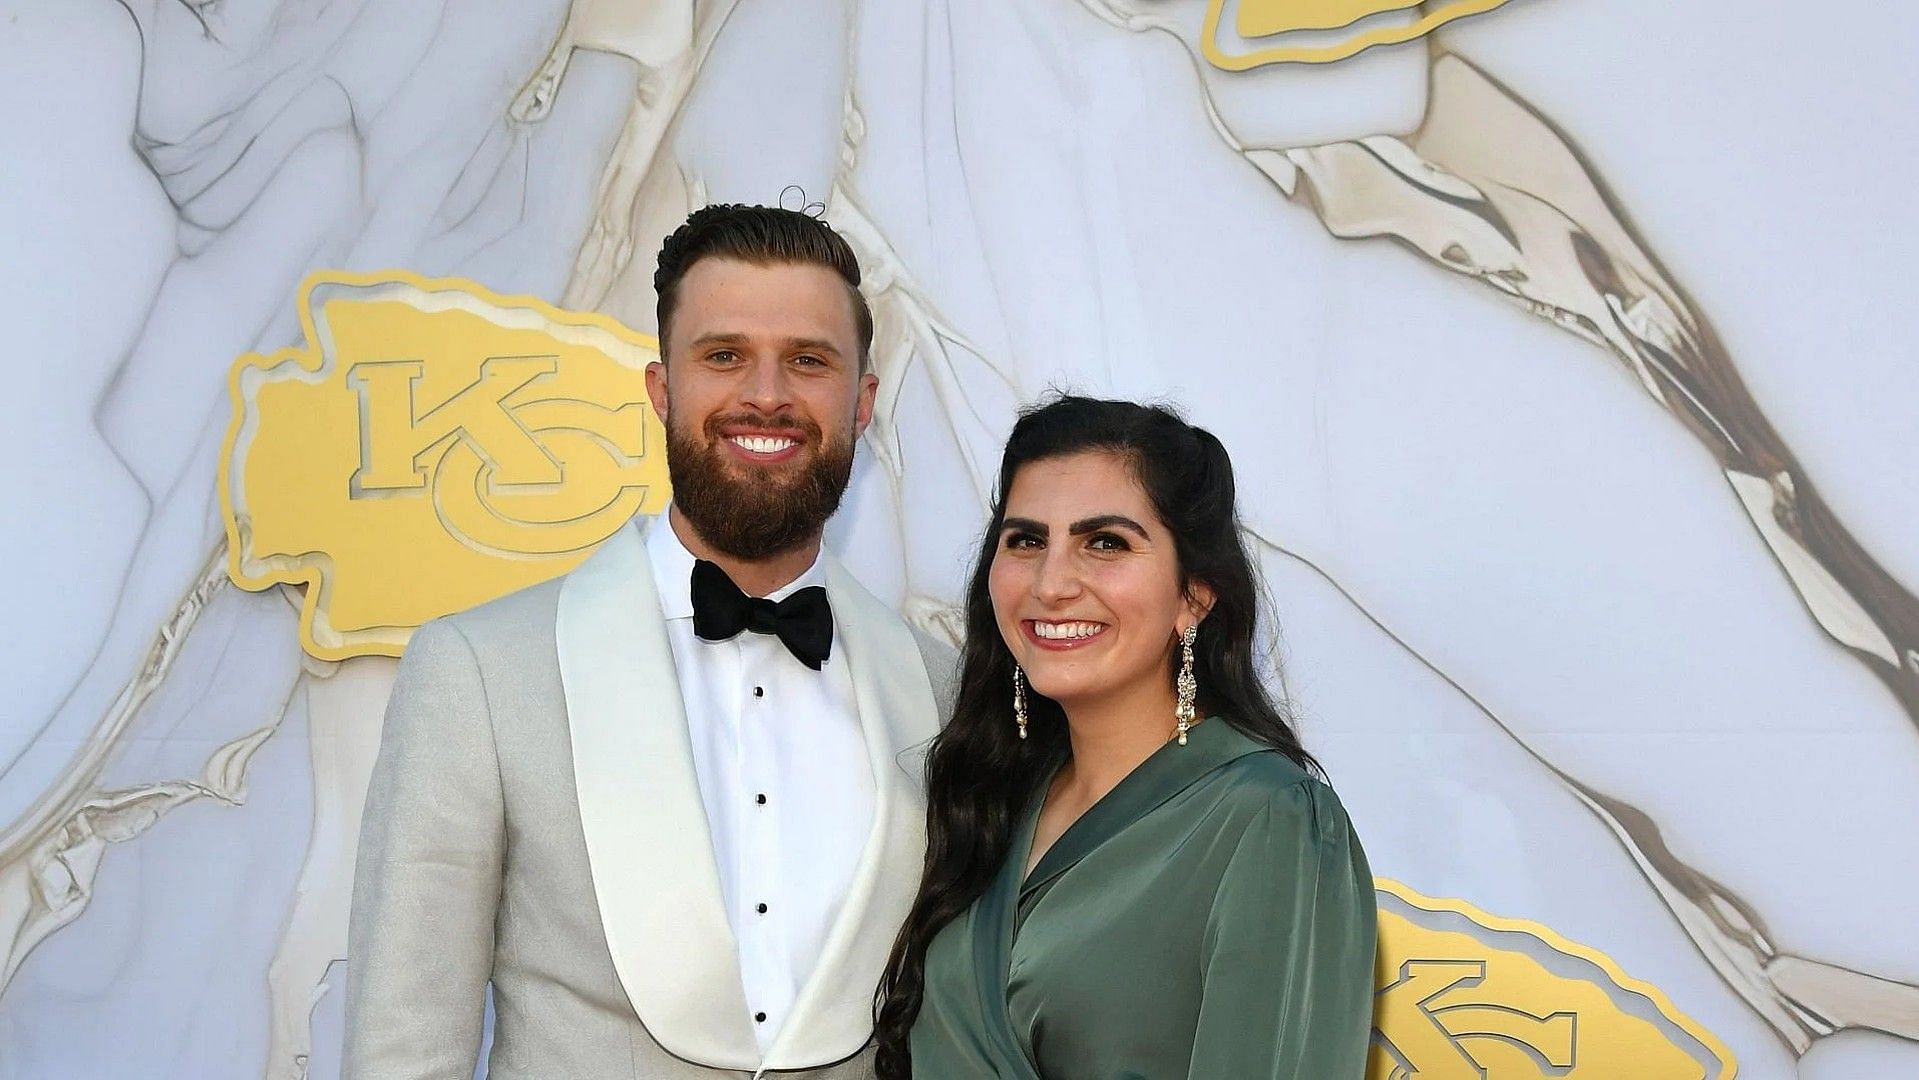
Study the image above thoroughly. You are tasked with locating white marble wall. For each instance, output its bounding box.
[2,0,1915,1076]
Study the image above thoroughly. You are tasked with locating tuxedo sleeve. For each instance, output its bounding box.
[343,618,504,1079]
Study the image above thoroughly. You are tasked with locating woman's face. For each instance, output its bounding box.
[989,450,1211,714]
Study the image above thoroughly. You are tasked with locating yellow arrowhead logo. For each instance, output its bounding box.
[1206,0,1528,68]
[219,271,670,660]
[1371,880,1737,1078]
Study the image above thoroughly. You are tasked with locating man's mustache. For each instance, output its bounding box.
[701,412,820,441]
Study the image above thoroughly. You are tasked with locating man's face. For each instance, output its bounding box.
[646,256,878,560]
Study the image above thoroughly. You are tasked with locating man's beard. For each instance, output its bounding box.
[665,411,856,561]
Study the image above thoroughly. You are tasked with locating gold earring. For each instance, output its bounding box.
[1175,625,1198,746]
[1014,665,1029,740]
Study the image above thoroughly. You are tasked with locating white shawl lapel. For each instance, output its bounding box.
[556,518,761,1069]
[761,556,943,1071]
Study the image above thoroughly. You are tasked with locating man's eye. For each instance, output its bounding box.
[793,354,827,367]
[709,349,740,363]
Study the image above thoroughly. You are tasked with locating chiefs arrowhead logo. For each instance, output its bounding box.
[1370,880,1737,1078]
[220,271,669,660]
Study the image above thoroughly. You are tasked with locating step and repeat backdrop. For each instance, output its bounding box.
[3,1,1915,1077]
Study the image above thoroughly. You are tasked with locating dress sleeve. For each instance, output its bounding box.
[1187,777,1379,1079]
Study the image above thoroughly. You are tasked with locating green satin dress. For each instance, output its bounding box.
[909,718,1377,1079]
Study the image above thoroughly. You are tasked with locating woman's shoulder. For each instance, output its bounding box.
[1200,722,1353,842]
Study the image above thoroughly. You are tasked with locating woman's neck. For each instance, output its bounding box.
[1054,679,1183,804]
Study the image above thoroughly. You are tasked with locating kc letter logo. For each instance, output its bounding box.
[1368,881,1737,1079]
[221,271,670,660]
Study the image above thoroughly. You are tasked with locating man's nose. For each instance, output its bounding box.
[741,355,792,413]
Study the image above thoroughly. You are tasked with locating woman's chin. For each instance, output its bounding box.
[1023,670,1110,711]
[1024,675,1081,707]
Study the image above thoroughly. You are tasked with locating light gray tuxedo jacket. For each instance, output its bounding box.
[343,517,956,1079]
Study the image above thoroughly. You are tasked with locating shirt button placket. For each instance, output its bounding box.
[743,661,774,1038]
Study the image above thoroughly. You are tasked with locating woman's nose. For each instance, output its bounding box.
[1032,548,1082,603]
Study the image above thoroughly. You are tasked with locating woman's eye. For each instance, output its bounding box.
[1003,532,1042,551]
[1088,532,1131,553]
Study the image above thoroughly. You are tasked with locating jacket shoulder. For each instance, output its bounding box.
[427,573,568,657]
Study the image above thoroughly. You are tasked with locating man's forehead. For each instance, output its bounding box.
[672,257,857,335]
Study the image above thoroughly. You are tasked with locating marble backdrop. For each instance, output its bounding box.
[2,0,1915,1076]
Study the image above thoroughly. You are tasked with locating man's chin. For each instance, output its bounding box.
[713,460,819,491]
[699,467,821,506]
[666,425,854,558]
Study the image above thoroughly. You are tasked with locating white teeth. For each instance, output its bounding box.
[1033,620,1104,640]
[731,435,798,454]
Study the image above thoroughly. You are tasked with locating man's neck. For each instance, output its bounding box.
[667,504,823,597]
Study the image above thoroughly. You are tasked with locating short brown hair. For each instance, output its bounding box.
[653,204,874,372]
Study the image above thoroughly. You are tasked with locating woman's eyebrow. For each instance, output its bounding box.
[1001,516,1046,535]
[1068,514,1148,538]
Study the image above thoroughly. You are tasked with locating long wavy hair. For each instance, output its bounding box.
[873,395,1317,1077]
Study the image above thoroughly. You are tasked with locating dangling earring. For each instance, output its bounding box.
[1014,665,1030,740]
[1175,625,1199,746]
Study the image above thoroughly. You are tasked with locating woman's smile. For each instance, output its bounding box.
[1022,619,1111,650]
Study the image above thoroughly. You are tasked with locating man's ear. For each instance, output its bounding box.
[645,359,669,423]
[853,370,879,437]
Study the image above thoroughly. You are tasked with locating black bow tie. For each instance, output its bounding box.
[690,559,834,670]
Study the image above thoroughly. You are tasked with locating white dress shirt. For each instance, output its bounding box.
[644,513,875,1053]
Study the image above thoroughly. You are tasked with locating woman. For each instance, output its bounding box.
[875,396,1376,1078]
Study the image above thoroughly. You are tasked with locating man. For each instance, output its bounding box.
[343,205,955,1079]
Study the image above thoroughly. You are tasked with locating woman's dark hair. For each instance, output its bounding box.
[872,395,1317,1077]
